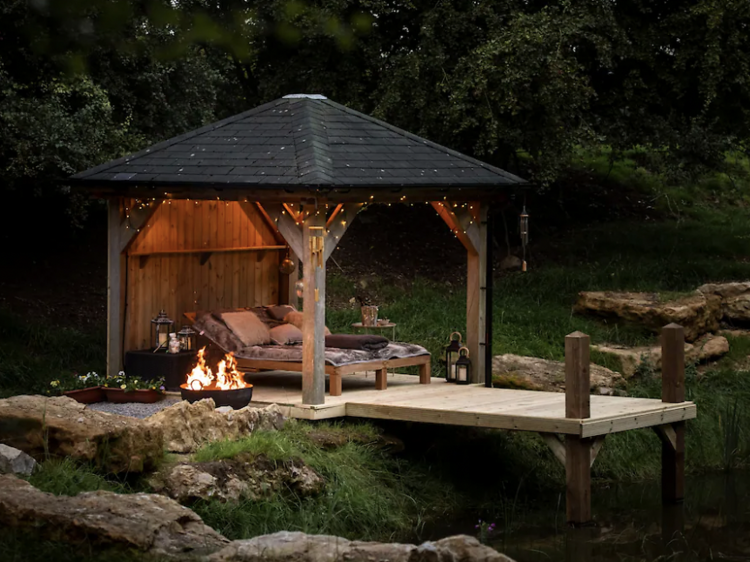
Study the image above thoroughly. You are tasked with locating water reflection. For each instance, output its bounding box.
[487,471,750,562]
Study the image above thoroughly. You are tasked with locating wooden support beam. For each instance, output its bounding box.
[466,203,487,383]
[542,433,567,466]
[259,203,304,259]
[324,203,363,262]
[430,202,480,255]
[661,323,686,505]
[302,208,326,405]
[119,200,158,254]
[565,331,592,525]
[107,199,126,376]
[590,437,605,467]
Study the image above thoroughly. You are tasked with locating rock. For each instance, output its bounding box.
[697,282,750,300]
[0,444,37,476]
[574,291,721,342]
[152,454,325,504]
[208,531,514,562]
[0,474,229,558]
[698,282,750,324]
[0,395,163,473]
[593,334,730,377]
[500,255,523,270]
[146,399,286,453]
[492,354,624,394]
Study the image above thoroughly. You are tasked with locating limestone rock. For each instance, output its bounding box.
[146,399,286,453]
[0,443,37,476]
[208,531,514,562]
[0,395,163,473]
[0,474,229,558]
[698,282,750,324]
[593,334,730,377]
[152,454,325,504]
[492,354,624,394]
[697,282,750,300]
[574,291,721,342]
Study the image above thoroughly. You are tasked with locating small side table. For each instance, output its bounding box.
[125,349,198,391]
[351,322,397,341]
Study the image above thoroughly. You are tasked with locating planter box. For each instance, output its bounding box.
[63,386,106,404]
[103,388,164,404]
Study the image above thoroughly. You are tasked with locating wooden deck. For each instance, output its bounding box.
[247,371,696,438]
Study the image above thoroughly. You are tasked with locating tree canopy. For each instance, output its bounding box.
[2,0,749,218]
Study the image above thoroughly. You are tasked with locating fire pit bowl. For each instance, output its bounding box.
[179,384,253,409]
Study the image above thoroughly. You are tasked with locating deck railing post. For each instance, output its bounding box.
[661,323,685,504]
[565,331,592,525]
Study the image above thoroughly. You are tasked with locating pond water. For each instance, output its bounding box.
[431,471,750,561]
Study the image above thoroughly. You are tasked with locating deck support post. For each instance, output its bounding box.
[301,206,326,406]
[107,199,125,377]
[565,331,592,526]
[466,203,487,383]
[661,323,686,504]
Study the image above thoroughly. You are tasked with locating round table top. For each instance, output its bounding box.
[351,322,396,329]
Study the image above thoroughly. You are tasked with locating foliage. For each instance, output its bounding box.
[27,458,129,496]
[47,371,106,394]
[102,374,166,392]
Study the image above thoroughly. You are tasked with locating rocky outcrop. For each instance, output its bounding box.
[0,444,36,476]
[492,354,624,394]
[574,291,721,342]
[698,282,750,325]
[0,474,229,558]
[151,454,325,504]
[145,399,286,454]
[208,531,514,562]
[593,334,730,377]
[0,395,162,473]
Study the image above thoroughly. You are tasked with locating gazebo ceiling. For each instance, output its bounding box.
[70,94,526,200]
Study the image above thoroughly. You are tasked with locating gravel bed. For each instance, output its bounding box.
[86,396,182,419]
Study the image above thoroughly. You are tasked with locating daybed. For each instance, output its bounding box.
[185,307,431,396]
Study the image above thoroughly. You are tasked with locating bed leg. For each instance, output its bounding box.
[419,360,431,384]
[329,373,342,397]
[375,368,388,390]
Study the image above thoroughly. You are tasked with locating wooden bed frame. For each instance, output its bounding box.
[184,312,431,396]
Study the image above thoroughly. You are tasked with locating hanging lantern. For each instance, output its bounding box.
[520,206,529,272]
[295,280,305,299]
[445,332,462,383]
[177,325,197,351]
[455,347,471,385]
[151,310,174,352]
[279,249,296,275]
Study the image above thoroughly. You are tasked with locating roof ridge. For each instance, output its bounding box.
[291,99,333,184]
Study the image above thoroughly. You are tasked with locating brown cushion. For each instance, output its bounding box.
[219,311,271,346]
[269,324,303,345]
[283,310,331,335]
[267,304,297,321]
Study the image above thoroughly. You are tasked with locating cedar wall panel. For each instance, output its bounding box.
[124,201,280,351]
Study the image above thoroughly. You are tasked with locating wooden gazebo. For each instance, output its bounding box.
[71,94,526,406]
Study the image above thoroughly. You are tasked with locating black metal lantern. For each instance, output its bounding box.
[445,332,462,383]
[455,347,471,385]
[177,325,197,351]
[151,310,174,352]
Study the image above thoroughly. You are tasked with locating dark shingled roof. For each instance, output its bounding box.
[71,95,526,191]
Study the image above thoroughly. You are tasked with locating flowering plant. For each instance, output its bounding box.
[48,372,106,394]
[475,520,496,544]
[103,372,165,393]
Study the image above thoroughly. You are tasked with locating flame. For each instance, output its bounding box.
[184,347,249,391]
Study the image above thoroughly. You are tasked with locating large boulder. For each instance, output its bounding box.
[145,399,285,454]
[151,454,325,504]
[574,291,721,342]
[208,531,514,562]
[0,395,162,473]
[492,355,624,394]
[592,334,730,377]
[0,444,36,476]
[698,282,750,325]
[0,474,229,559]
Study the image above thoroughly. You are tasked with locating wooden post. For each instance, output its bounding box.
[466,203,487,383]
[106,198,127,377]
[302,207,326,405]
[661,323,686,504]
[565,331,592,525]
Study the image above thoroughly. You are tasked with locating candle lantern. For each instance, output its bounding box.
[177,326,197,351]
[151,310,174,351]
[455,347,471,385]
[444,332,462,383]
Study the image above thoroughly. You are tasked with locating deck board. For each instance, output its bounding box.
[246,371,696,437]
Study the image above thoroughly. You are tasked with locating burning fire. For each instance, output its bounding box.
[185,347,249,391]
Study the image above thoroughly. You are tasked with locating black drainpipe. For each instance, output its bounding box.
[485,206,493,387]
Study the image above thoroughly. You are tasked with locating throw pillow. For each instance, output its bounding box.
[267,304,297,321]
[219,311,271,346]
[269,323,303,345]
[283,310,331,335]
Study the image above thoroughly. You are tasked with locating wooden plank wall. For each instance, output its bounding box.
[124,200,280,351]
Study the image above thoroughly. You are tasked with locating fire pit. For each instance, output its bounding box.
[180,348,253,409]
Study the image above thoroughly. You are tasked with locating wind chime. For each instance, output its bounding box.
[520,205,529,272]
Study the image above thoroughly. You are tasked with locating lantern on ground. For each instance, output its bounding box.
[455,347,471,385]
[445,332,462,383]
[151,310,174,351]
[177,326,197,351]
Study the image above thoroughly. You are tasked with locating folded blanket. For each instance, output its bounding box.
[324,334,389,351]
